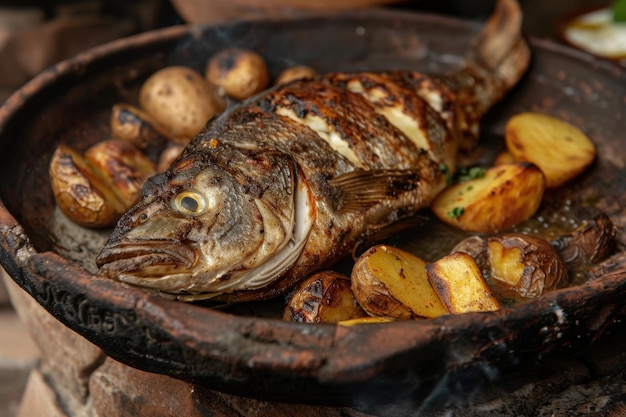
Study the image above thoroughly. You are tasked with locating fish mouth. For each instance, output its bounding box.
[96,240,198,278]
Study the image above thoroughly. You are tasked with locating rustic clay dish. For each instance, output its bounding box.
[0,9,625,407]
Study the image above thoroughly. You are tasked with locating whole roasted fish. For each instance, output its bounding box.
[96,0,530,302]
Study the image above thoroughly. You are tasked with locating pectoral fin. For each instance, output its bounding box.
[329,169,424,212]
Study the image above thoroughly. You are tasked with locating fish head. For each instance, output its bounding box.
[96,141,313,300]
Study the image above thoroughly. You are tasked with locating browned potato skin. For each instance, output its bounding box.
[50,140,156,228]
[156,142,186,173]
[110,103,169,160]
[84,140,155,209]
[139,66,220,142]
[487,233,567,298]
[551,213,617,270]
[274,65,316,85]
[49,145,125,228]
[431,162,545,233]
[451,235,488,271]
[283,271,367,323]
[206,48,269,100]
[351,245,449,320]
[426,252,500,314]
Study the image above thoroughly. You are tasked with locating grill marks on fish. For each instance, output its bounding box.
[266,78,439,170]
[325,71,458,169]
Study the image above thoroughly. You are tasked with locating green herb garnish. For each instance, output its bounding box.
[447,206,465,218]
[455,166,486,182]
[613,0,626,22]
[439,163,453,185]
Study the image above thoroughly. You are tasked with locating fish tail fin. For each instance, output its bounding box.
[472,0,530,91]
[454,0,531,151]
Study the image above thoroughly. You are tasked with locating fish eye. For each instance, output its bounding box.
[171,190,207,215]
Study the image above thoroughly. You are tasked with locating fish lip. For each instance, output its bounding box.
[96,240,198,272]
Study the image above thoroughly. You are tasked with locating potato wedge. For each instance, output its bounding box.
[487,233,567,298]
[351,245,448,320]
[431,162,545,233]
[338,317,395,326]
[283,271,367,323]
[505,112,596,188]
[426,252,500,314]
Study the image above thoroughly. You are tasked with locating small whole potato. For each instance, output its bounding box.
[206,48,269,100]
[274,65,316,85]
[139,66,220,142]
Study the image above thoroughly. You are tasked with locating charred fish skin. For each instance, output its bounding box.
[96,0,530,302]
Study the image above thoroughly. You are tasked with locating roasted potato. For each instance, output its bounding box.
[551,213,617,270]
[431,162,545,233]
[283,271,367,323]
[49,140,155,228]
[206,48,269,100]
[84,140,155,209]
[156,142,186,173]
[274,65,316,85]
[139,66,221,142]
[351,245,449,320]
[110,103,169,160]
[451,235,488,271]
[493,150,516,166]
[50,145,126,228]
[487,233,567,298]
[338,317,395,326]
[426,252,500,314]
[505,112,596,188]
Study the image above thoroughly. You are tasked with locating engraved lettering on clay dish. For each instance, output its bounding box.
[39,279,138,335]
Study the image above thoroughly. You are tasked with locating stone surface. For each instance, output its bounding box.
[4,278,105,414]
[89,357,375,417]
[0,365,33,417]
[0,269,11,307]
[0,273,39,417]
[15,368,68,417]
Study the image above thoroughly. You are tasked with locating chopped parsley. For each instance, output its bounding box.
[447,206,465,218]
[455,166,486,182]
[439,163,453,185]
